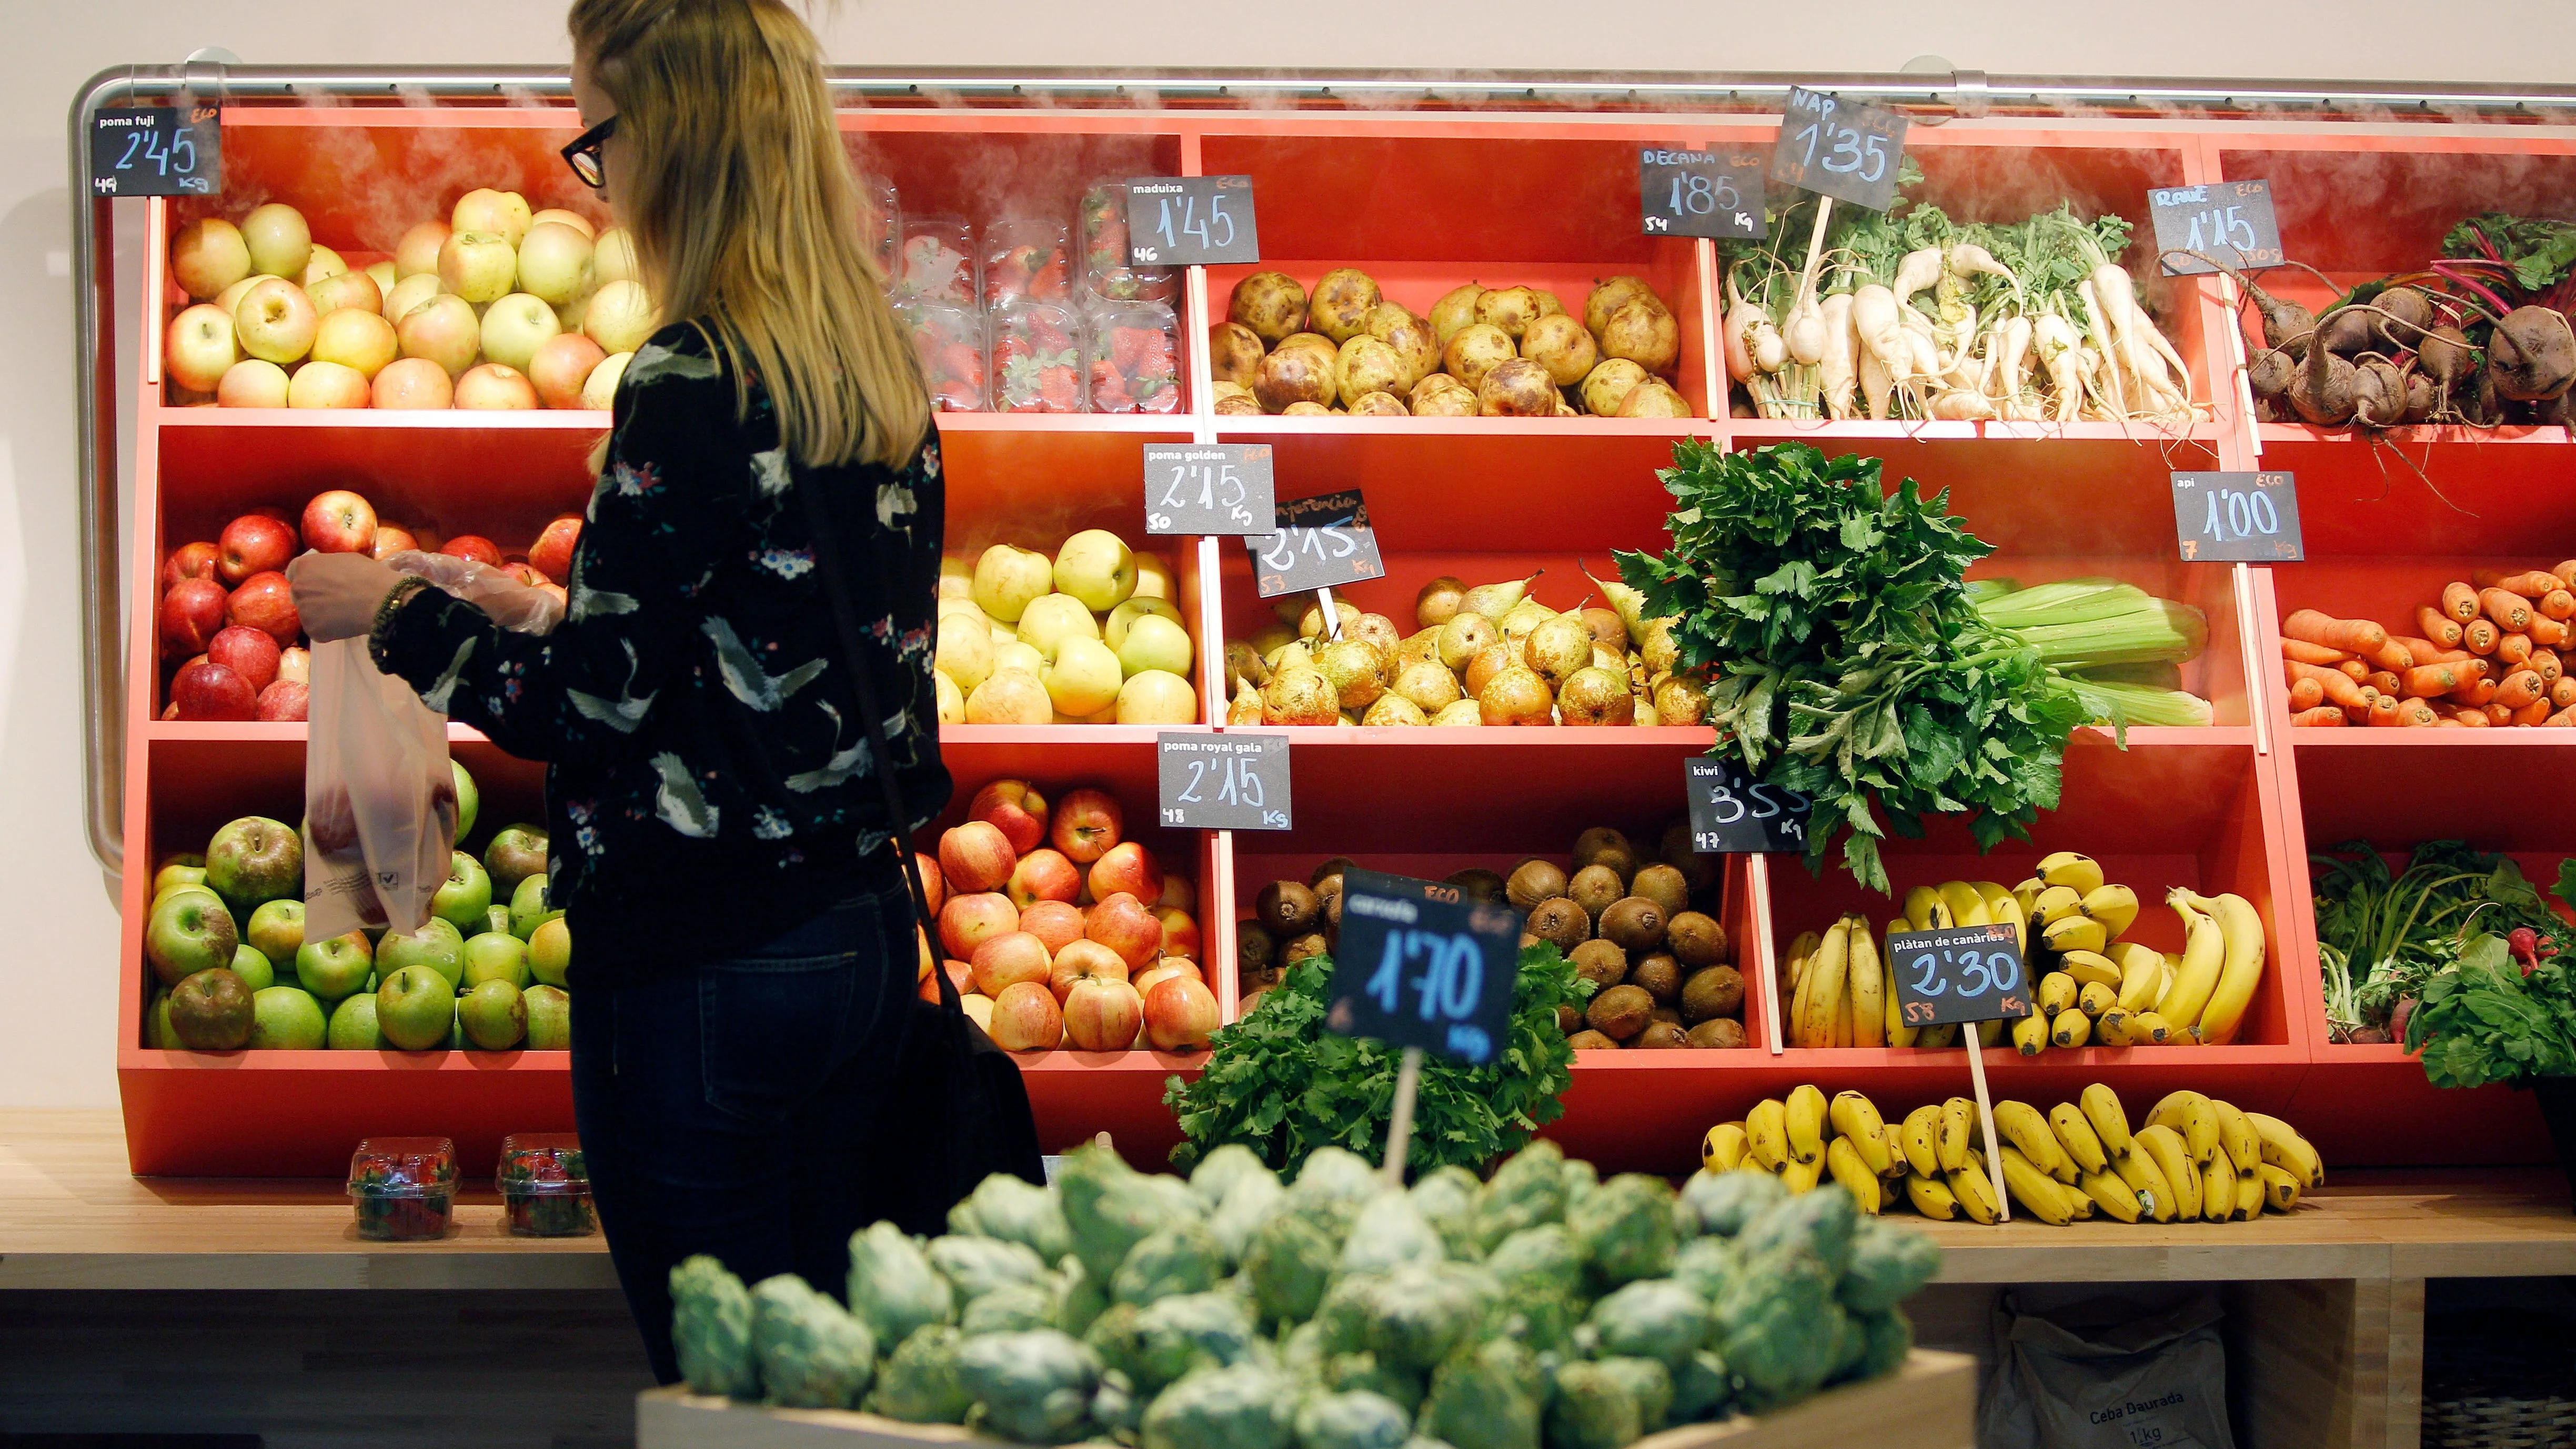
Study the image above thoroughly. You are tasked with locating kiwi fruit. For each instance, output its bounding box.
[1681,964,1745,1022]
[1240,921,1277,972]
[1629,863,1689,918]
[1314,874,1345,929]
[1648,1005,1682,1027]
[1566,1029,1618,1050]
[1567,864,1626,920]
[1658,819,1721,895]
[1446,867,1507,903]
[1507,858,1569,912]
[1628,951,1682,1005]
[1283,931,1330,965]
[1257,881,1318,934]
[1572,826,1637,881]
[1686,1019,1748,1049]
[1599,897,1668,952]
[1586,983,1655,1039]
[1310,856,1357,887]
[1635,1021,1689,1049]
[1520,932,1543,951]
[1555,1003,1585,1035]
[1526,898,1591,952]
[1243,964,1284,992]
[1666,911,1729,968]
[1569,938,1628,990]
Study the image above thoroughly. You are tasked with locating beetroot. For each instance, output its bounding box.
[2289,331,2358,425]
[2169,249,2316,357]
[2351,356,2408,428]
[2373,286,2436,349]
[2487,305,2576,401]
[2247,347,2294,398]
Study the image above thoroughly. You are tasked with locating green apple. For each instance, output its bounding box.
[450,760,480,843]
[484,824,549,899]
[1042,637,1124,718]
[462,931,530,990]
[1115,612,1195,679]
[152,856,207,898]
[328,992,385,1050]
[528,916,572,987]
[524,984,570,1049]
[145,891,239,987]
[246,985,327,1050]
[508,873,560,940]
[229,943,275,993]
[458,979,527,1050]
[168,968,255,1050]
[430,851,493,934]
[486,905,515,937]
[1052,528,1137,612]
[970,544,1053,624]
[145,990,173,1048]
[1013,593,1099,662]
[245,898,305,969]
[376,965,456,1051]
[1104,596,1183,651]
[295,931,375,1003]
[204,816,302,913]
[378,917,466,989]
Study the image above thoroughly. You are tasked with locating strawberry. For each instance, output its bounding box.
[1112,326,1175,378]
[992,335,1032,373]
[1037,366,1080,412]
[1090,359,1133,412]
[1030,317,1074,354]
[937,344,983,388]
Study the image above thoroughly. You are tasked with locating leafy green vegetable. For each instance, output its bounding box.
[2407,931,2576,1088]
[1164,947,1586,1178]
[2445,213,2576,300]
[2312,840,2566,1040]
[1619,441,2087,892]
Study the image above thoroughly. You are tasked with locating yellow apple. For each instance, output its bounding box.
[992,640,1046,677]
[1105,597,1184,651]
[529,207,596,240]
[451,187,532,247]
[935,670,965,723]
[965,669,1052,724]
[1052,529,1137,612]
[232,278,318,365]
[580,351,631,410]
[311,308,399,379]
[1014,594,1099,661]
[170,218,250,300]
[478,292,563,371]
[438,230,519,304]
[382,273,441,325]
[1116,670,1200,724]
[939,555,975,599]
[583,279,657,354]
[397,294,482,379]
[515,222,595,307]
[971,544,1053,623]
[300,244,348,286]
[593,227,640,285]
[1043,638,1123,717]
[936,612,994,691]
[395,219,448,278]
[216,358,289,408]
[239,202,311,279]
[164,303,238,393]
[1116,613,1195,679]
[286,359,371,409]
[1132,552,1178,601]
[364,259,398,295]
[215,275,260,318]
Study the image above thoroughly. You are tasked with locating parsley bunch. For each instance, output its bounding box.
[1617,440,2087,894]
[1163,945,1589,1179]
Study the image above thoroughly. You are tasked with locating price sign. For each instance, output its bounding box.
[1156,731,1291,831]
[1639,147,1767,240]
[1143,444,1274,536]
[1769,88,1908,212]
[1245,489,1385,599]
[1887,922,2031,1029]
[2171,470,2303,562]
[90,105,222,197]
[1684,758,1813,854]
[1324,868,1521,1068]
[1123,176,1260,267]
[2150,180,2283,275]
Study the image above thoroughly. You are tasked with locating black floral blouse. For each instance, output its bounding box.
[375,321,950,987]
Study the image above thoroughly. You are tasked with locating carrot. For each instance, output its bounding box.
[2434,718,2466,727]
[2531,649,2564,685]
[2451,677,2501,707]
[2531,616,2570,648]
[2367,695,2403,727]
[2513,699,2554,727]
[2547,590,2576,622]
[2393,637,2472,665]
[2482,588,2534,632]
[2444,704,2491,727]
[2283,609,2391,656]
[2287,676,2326,711]
[2442,581,2481,623]
[2491,570,2563,599]
[2400,662,2474,697]
[2487,702,2516,726]
[2499,669,2549,709]
[2555,676,2576,710]
[2498,632,2534,667]
[2548,707,2576,727]
[2289,706,2347,727]
[2466,618,2501,654]
[2366,670,2403,698]
[2416,606,2467,648]
[2554,560,2576,586]
[2287,659,2375,710]
[2395,698,2441,727]
[2280,638,2354,666]
[2374,639,2415,671]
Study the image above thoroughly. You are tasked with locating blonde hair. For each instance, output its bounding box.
[570,0,928,470]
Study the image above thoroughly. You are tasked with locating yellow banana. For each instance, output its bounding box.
[2011,877,2046,918]
[2095,1007,2140,1045]
[1976,1019,2005,1048]
[2041,914,2108,956]
[2079,1083,2132,1157]
[1830,1091,1891,1173]
[2245,1112,2326,1188]
[1700,1122,1750,1174]
[2178,890,2266,1044]
[1826,1136,1882,1214]
[1800,924,1849,1050]
[2235,1171,2265,1220]
[1878,1124,1910,1179]
[2156,891,2226,1030]
[1917,1022,1961,1049]
[2013,1013,2053,1056]
[1947,1162,2001,1224]
[1884,921,1921,1048]
[1936,1097,1973,1173]
[1847,920,1885,1049]
[1778,1154,1823,1194]
[1988,888,2030,954]
[2038,972,2077,1017]
[2129,1011,2177,1044]
[1994,1101,2070,1180]
[2208,1100,2262,1175]
[1784,1084,1827,1164]
[1905,1172,1960,1220]
[2049,1103,2109,1174]
[1746,1098,1789,1171]
[2030,884,2087,926]
[2255,1163,2302,1213]
[2132,1125,2202,1220]
[2200,1155,2237,1222]
[2038,851,2106,897]
[2079,882,2140,939]
[2077,1168,2145,1223]
[1998,1145,2075,1225]
[2058,950,2123,990]
[2111,941,2166,1014]
[1785,930,1820,987]
[1937,881,1992,929]
[2109,1146,2177,1223]
[1899,1105,1943,1176]
[2147,1090,2221,1164]
[1970,880,2017,918]
[2050,1009,2092,1049]
[2076,981,2118,1018]
[1900,887,1948,933]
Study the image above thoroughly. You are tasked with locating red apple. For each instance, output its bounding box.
[1048,938,1129,1003]
[1005,848,1081,909]
[528,331,610,410]
[255,679,309,721]
[171,660,256,721]
[440,536,504,568]
[454,361,539,410]
[276,646,310,686]
[529,516,583,583]
[938,820,1018,895]
[915,853,946,916]
[226,571,301,647]
[969,931,1053,998]
[968,779,1050,854]
[917,958,971,1004]
[937,892,1018,962]
[1063,977,1144,1052]
[216,513,298,585]
[1088,841,1162,904]
[1153,907,1201,961]
[1085,891,1165,969]
[162,541,221,593]
[205,626,280,692]
[370,525,419,560]
[987,981,1063,1052]
[1159,876,1196,911]
[1132,959,1200,1000]
[158,577,230,657]
[1144,975,1219,1051]
[1017,899,1084,954]
[373,356,454,410]
[1050,787,1123,863]
[504,562,550,588]
[300,490,378,555]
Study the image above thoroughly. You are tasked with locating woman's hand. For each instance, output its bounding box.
[287,551,403,642]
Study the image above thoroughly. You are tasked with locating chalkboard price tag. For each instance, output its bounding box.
[1324,868,1522,1068]
[1245,489,1385,599]
[1887,922,2032,1028]
[90,105,222,197]
[1124,176,1260,267]
[1769,88,1908,212]
[2150,180,2282,276]
[1639,147,1767,240]
[1144,444,1275,536]
[1156,731,1291,831]
[2171,470,2303,562]
[1684,758,1813,854]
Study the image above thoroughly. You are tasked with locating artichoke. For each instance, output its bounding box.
[1189,1143,1274,1210]
[1245,1210,1337,1326]
[750,1273,876,1409]
[929,1233,1052,1301]
[1543,1360,1641,1449]
[1061,1143,1185,1284]
[1484,1223,1584,1301]
[1211,1170,1289,1269]
[1410,1166,1484,1262]
[1341,1189,1447,1276]
[949,1171,1074,1263]
[1737,1185,1857,1276]
[1679,1169,1785,1238]
[1418,1339,1541,1449]
[1472,1141,1569,1251]
[1293,1388,1412,1449]
[1587,1279,1708,1369]
[670,1254,759,1399]
[1567,1175,1680,1289]
[1140,1363,1299,1449]
[1112,1219,1224,1306]
[1712,1247,1840,1407]
[869,1324,974,1423]
[1837,1219,1941,1313]
[847,1223,954,1350]
[956,1328,1102,1444]
[961,1280,1058,1335]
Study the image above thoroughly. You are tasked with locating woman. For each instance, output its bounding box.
[290,0,944,1383]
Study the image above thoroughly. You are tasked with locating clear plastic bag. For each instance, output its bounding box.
[302,637,455,940]
[381,550,565,635]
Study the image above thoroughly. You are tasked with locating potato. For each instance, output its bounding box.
[1520,312,1598,387]
[1442,322,1517,391]
[1585,276,1661,336]
[1366,304,1440,390]
[1615,379,1692,418]
[1474,285,1546,340]
[1349,390,1410,416]
[1430,283,1486,346]
[1307,268,1382,344]
[1214,394,1262,415]
[1255,347,1336,412]
[1208,321,1267,388]
[1336,335,1407,406]
[1229,271,1309,345]
[1477,357,1558,417]
[1410,374,1477,416]
[1599,298,1680,374]
[1579,358,1649,417]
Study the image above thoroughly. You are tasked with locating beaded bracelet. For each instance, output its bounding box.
[371,577,432,645]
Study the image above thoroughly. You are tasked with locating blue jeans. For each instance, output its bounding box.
[570,876,915,1384]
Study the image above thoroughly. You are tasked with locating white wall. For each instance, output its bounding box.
[5,1,2571,1110]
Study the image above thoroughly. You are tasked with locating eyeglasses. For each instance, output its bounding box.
[561,115,619,190]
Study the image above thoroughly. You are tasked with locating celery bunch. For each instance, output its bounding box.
[1973,578,2213,728]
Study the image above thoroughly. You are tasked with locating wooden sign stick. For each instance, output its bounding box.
[1964,1031,2012,1223]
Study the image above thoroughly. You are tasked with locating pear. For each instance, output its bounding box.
[1498,597,1558,641]
[1351,612,1403,660]
[1430,283,1486,346]
[1299,598,1363,642]
[1393,658,1464,712]
[1642,619,1682,679]
[1462,641,1518,699]
[1523,616,1594,688]
[1583,564,1653,648]
[1260,669,1340,726]
[1462,571,1542,625]
[1267,639,1318,676]
[1250,623,1296,658]
[1437,615,1497,673]
[1224,639,1270,691]
[1415,575,1468,628]
[1316,639,1388,712]
[1632,696,1659,727]
[1478,668,1555,726]
[1362,694,1427,727]
[1577,606,1627,652]
[1228,678,1263,724]
[1556,667,1633,725]
[1586,276,1662,337]
[1654,675,1710,726]
[1430,699,1483,726]
[1394,628,1445,671]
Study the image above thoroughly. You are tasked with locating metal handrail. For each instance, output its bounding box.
[70,62,2576,873]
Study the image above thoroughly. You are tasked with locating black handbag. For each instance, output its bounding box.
[798,462,1046,1232]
